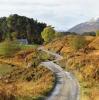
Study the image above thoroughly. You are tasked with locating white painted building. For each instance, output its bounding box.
[18,39,28,44]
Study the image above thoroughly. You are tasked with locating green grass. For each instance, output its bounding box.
[20,44,39,50]
[0,39,39,57]
[0,64,14,76]
[39,51,55,61]
[0,40,20,57]
[15,96,44,100]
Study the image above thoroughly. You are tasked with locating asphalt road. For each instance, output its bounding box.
[39,47,80,100]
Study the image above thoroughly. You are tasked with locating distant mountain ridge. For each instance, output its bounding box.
[68,17,99,34]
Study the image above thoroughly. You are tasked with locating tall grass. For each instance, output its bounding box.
[0,40,20,57]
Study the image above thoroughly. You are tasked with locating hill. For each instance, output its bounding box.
[68,18,99,34]
[44,35,99,100]
[0,43,55,100]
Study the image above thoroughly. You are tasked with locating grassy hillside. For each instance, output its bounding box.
[0,41,55,100]
[0,65,55,100]
[44,35,99,100]
[0,40,54,67]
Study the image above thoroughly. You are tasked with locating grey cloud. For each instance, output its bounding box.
[0,0,63,7]
[0,0,98,30]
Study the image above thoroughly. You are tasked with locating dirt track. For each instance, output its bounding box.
[39,47,80,100]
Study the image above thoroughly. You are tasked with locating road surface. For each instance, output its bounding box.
[38,47,80,100]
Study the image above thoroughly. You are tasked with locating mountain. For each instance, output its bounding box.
[68,17,99,34]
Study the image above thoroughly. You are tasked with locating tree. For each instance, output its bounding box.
[0,14,47,44]
[96,30,99,36]
[41,26,55,43]
[82,32,96,36]
[11,32,18,40]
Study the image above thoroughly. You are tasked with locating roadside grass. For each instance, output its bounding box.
[0,66,55,100]
[0,40,39,58]
[57,58,99,100]
[38,50,55,61]
[0,40,20,57]
[0,40,55,100]
[20,44,39,50]
[15,95,44,100]
[80,81,99,100]
[0,64,14,76]
[44,35,99,100]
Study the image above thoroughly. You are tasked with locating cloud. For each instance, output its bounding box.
[0,0,99,30]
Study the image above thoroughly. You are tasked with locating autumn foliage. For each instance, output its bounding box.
[44,35,99,100]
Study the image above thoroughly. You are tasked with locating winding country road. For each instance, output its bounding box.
[38,47,80,100]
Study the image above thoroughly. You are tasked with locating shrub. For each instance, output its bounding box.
[70,36,86,51]
[0,40,20,57]
[41,26,55,43]
[96,30,99,36]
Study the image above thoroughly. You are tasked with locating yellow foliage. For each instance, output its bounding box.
[0,66,55,98]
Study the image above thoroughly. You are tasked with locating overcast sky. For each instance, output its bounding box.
[0,0,99,30]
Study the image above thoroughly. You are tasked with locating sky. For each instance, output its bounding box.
[0,0,99,31]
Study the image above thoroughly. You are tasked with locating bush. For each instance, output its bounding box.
[41,26,55,43]
[82,32,96,36]
[70,36,86,51]
[0,40,20,57]
[96,30,99,36]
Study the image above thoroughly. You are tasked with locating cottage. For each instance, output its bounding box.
[18,39,28,44]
